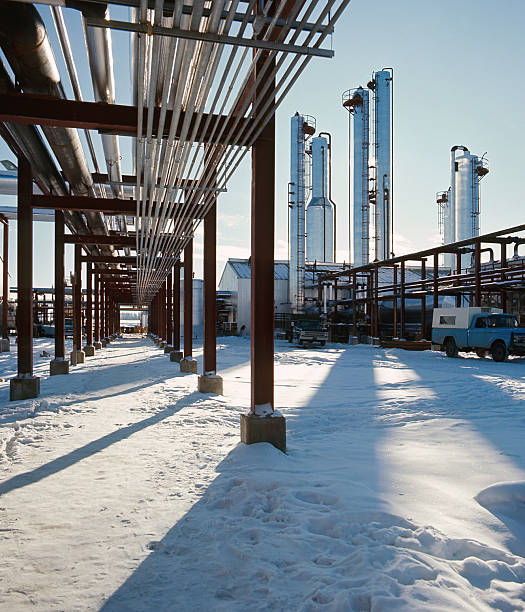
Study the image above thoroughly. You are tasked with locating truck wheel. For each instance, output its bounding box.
[444,338,458,358]
[475,348,487,359]
[491,342,507,362]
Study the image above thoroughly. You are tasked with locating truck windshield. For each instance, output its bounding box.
[487,315,518,328]
[296,320,321,330]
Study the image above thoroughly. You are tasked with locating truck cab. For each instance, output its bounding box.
[291,319,328,347]
[432,307,525,361]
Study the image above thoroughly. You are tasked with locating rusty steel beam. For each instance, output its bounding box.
[173,263,181,350]
[54,210,65,359]
[94,273,100,344]
[2,217,8,339]
[82,256,137,264]
[203,201,217,374]
[250,59,276,414]
[184,240,193,358]
[16,157,34,376]
[32,194,137,215]
[0,93,251,145]
[64,234,136,246]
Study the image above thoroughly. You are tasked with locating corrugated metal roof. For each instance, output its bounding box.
[225,259,448,286]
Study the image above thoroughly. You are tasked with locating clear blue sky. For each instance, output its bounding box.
[1,0,524,289]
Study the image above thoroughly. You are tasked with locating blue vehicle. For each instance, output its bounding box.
[432,307,525,361]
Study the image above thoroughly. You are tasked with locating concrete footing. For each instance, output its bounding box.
[101,339,108,347]
[94,341,102,350]
[198,374,223,395]
[84,345,95,357]
[170,350,183,363]
[159,341,167,349]
[164,344,173,354]
[180,357,198,374]
[10,376,40,401]
[240,413,286,452]
[71,350,85,364]
[0,338,10,352]
[50,359,70,376]
[349,336,359,345]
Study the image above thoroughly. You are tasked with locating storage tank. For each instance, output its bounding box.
[289,113,315,313]
[306,136,335,262]
[343,87,370,266]
[368,69,393,261]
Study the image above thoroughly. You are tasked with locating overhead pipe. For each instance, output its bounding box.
[0,59,91,236]
[0,2,110,251]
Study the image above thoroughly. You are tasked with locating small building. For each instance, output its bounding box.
[218,259,350,332]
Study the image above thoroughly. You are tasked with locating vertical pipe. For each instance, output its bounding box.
[166,269,173,347]
[184,239,193,358]
[501,242,507,312]
[474,242,481,307]
[433,253,439,309]
[352,273,357,338]
[393,264,398,338]
[421,258,426,339]
[400,261,406,340]
[173,263,180,349]
[203,201,217,374]
[86,260,93,347]
[74,244,82,353]
[54,210,65,359]
[2,219,8,339]
[456,252,462,307]
[251,57,275,415]
[16,157,33,376]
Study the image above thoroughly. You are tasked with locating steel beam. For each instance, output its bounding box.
[64,234,136,246]
[86,261,93,347]
[2,218,8,339]
[166,270,173,347]
[250,63,275,414]
[82,256,137,264]
[86,18,334,58]
[32,194,137,215]
[203,201,217,374]
[15,157,33,376]
[173,264,181,350]
[184,241,193,358]
[54,210,65,359]
[0,92,252,145]
[94,273,100,343]
[74,244,82,353]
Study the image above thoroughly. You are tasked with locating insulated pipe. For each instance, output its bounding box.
[0,3,109,245]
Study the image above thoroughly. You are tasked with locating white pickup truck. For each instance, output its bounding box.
[431,307,525,361]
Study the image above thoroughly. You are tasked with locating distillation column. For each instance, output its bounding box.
[289,113,314,312]
[370,69,393,261]
[343,87,370,266]
[306,136,334,262]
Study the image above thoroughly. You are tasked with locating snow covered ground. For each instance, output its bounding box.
[0,335,524,611]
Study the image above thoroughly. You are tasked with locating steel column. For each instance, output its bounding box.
[474,242,482,307]
[74,244,82,352]
[94,273,100,342]
[184,240,193,357]
[393,265,398,338]
[501,243,507,311]
[86,261,93,346]
[54,210,65,359]
[352,273,357,338]
[400,261,406,340]
[433,254,439,309]
[421,259,427,339]
[2,219,8,339]
[456,253,462,307]
[203,202,217,374]
[17,157,33,375]
[166,270,173,346]
[250,80,275,414]
[173,264,181,349]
